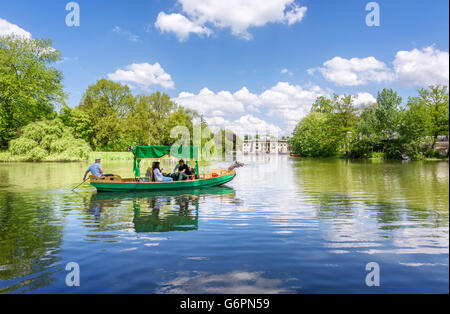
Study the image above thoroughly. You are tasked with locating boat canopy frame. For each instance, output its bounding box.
[132,145,199,177]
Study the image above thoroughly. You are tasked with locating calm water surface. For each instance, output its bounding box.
[0,156,448,293]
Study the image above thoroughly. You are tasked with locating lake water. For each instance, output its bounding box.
[0,156,448,293]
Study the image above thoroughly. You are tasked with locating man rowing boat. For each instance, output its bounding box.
[83,158,104,180]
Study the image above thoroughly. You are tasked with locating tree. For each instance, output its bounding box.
[331,95,359,155]
[127,92,177,146]
[165,106,197,145]
[311,96,334,114]
[311,95,359,155]
[350,105,382,158]
[59,106,93,144]
[78,79,135,149]
[0,35,65,148]
[401,97,433,141]
[375,89,402,148]
[8,119,91,161]
[290,112,339,157]
[415,85,449,147]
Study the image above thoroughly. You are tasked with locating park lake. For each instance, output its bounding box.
[0,156,448,293]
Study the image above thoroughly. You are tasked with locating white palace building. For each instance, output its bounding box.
[242,137,290,154]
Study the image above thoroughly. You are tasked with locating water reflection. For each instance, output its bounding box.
[157,271,294,294]
[0,191,64,293]
[0,157,448,293]
[292,159,449,257]
[87,187,236,233]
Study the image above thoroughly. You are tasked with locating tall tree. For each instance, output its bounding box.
[400,97,433,141]
[375,88,402,148]
[0,35,65,148]
[290,112,340,157]
[332,95,359,155]
[78,79,135,149]
[311,95,359,155]
[130,92,177,145]
[59,105,94,144]
[311,96,334,114]
[415,85,449,147]
[165,106,197,145]
[350,104,382,158]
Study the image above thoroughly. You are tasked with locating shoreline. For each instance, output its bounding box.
[1,151,448,163]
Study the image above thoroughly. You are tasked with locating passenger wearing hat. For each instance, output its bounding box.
[83,158,104,180]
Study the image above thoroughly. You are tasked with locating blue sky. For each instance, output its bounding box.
[1,0,448,136]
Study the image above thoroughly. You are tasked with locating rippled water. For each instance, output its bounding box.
[0,156,448,293]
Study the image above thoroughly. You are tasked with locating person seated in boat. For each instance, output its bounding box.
[83,158,104,180]
[174,159,192,181]
[153,162,173,182]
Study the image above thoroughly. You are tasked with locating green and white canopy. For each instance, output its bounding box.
[132,145,199,177]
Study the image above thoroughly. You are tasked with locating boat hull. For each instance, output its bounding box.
[91,173,236,192]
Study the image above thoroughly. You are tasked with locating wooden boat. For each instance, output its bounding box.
[290,153,301,157]
[89,145,236,192]
[90,169,236,192]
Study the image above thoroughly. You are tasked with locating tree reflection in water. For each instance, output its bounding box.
[87,187,236,233]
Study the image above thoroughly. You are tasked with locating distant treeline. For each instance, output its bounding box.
[0,35,238,161]
[289,86,449,160]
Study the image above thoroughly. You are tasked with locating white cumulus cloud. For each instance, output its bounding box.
[206,114,283,138]
[175,87,247,116]
[107,62,175,90]
[0,18,31,38]
[155,0,307,41]
[155,12,211,42]
[260,82,330,122]
[175,82,329,136]
[393,46,449,87]
[353,92,377,109]
[310,46,449,88]
[309,56,394,86]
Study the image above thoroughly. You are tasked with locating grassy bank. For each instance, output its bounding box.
[0,151,88,162]
[2,149,447,163]
[0,151,134,162]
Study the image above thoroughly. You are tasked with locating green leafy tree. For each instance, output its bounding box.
[331,95,359,155]
[350,105,382,158]
[8,119,91,161]
[145,92,177,144]
[0,36,65,148]
[124,92,198,147]
[415,85,449,147]
[401,97,433,141]
[311,96,334,114]
[164,106,198,144]
[290,112,339,157]
[59,106,93,144]
[375,89,402,148]
[78,79,135,150]
[311,95,359,155]
[126,92,176,146]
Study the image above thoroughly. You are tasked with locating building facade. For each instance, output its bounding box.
[242,139,290,154]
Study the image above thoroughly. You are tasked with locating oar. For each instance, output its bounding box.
[72,178,89,191]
